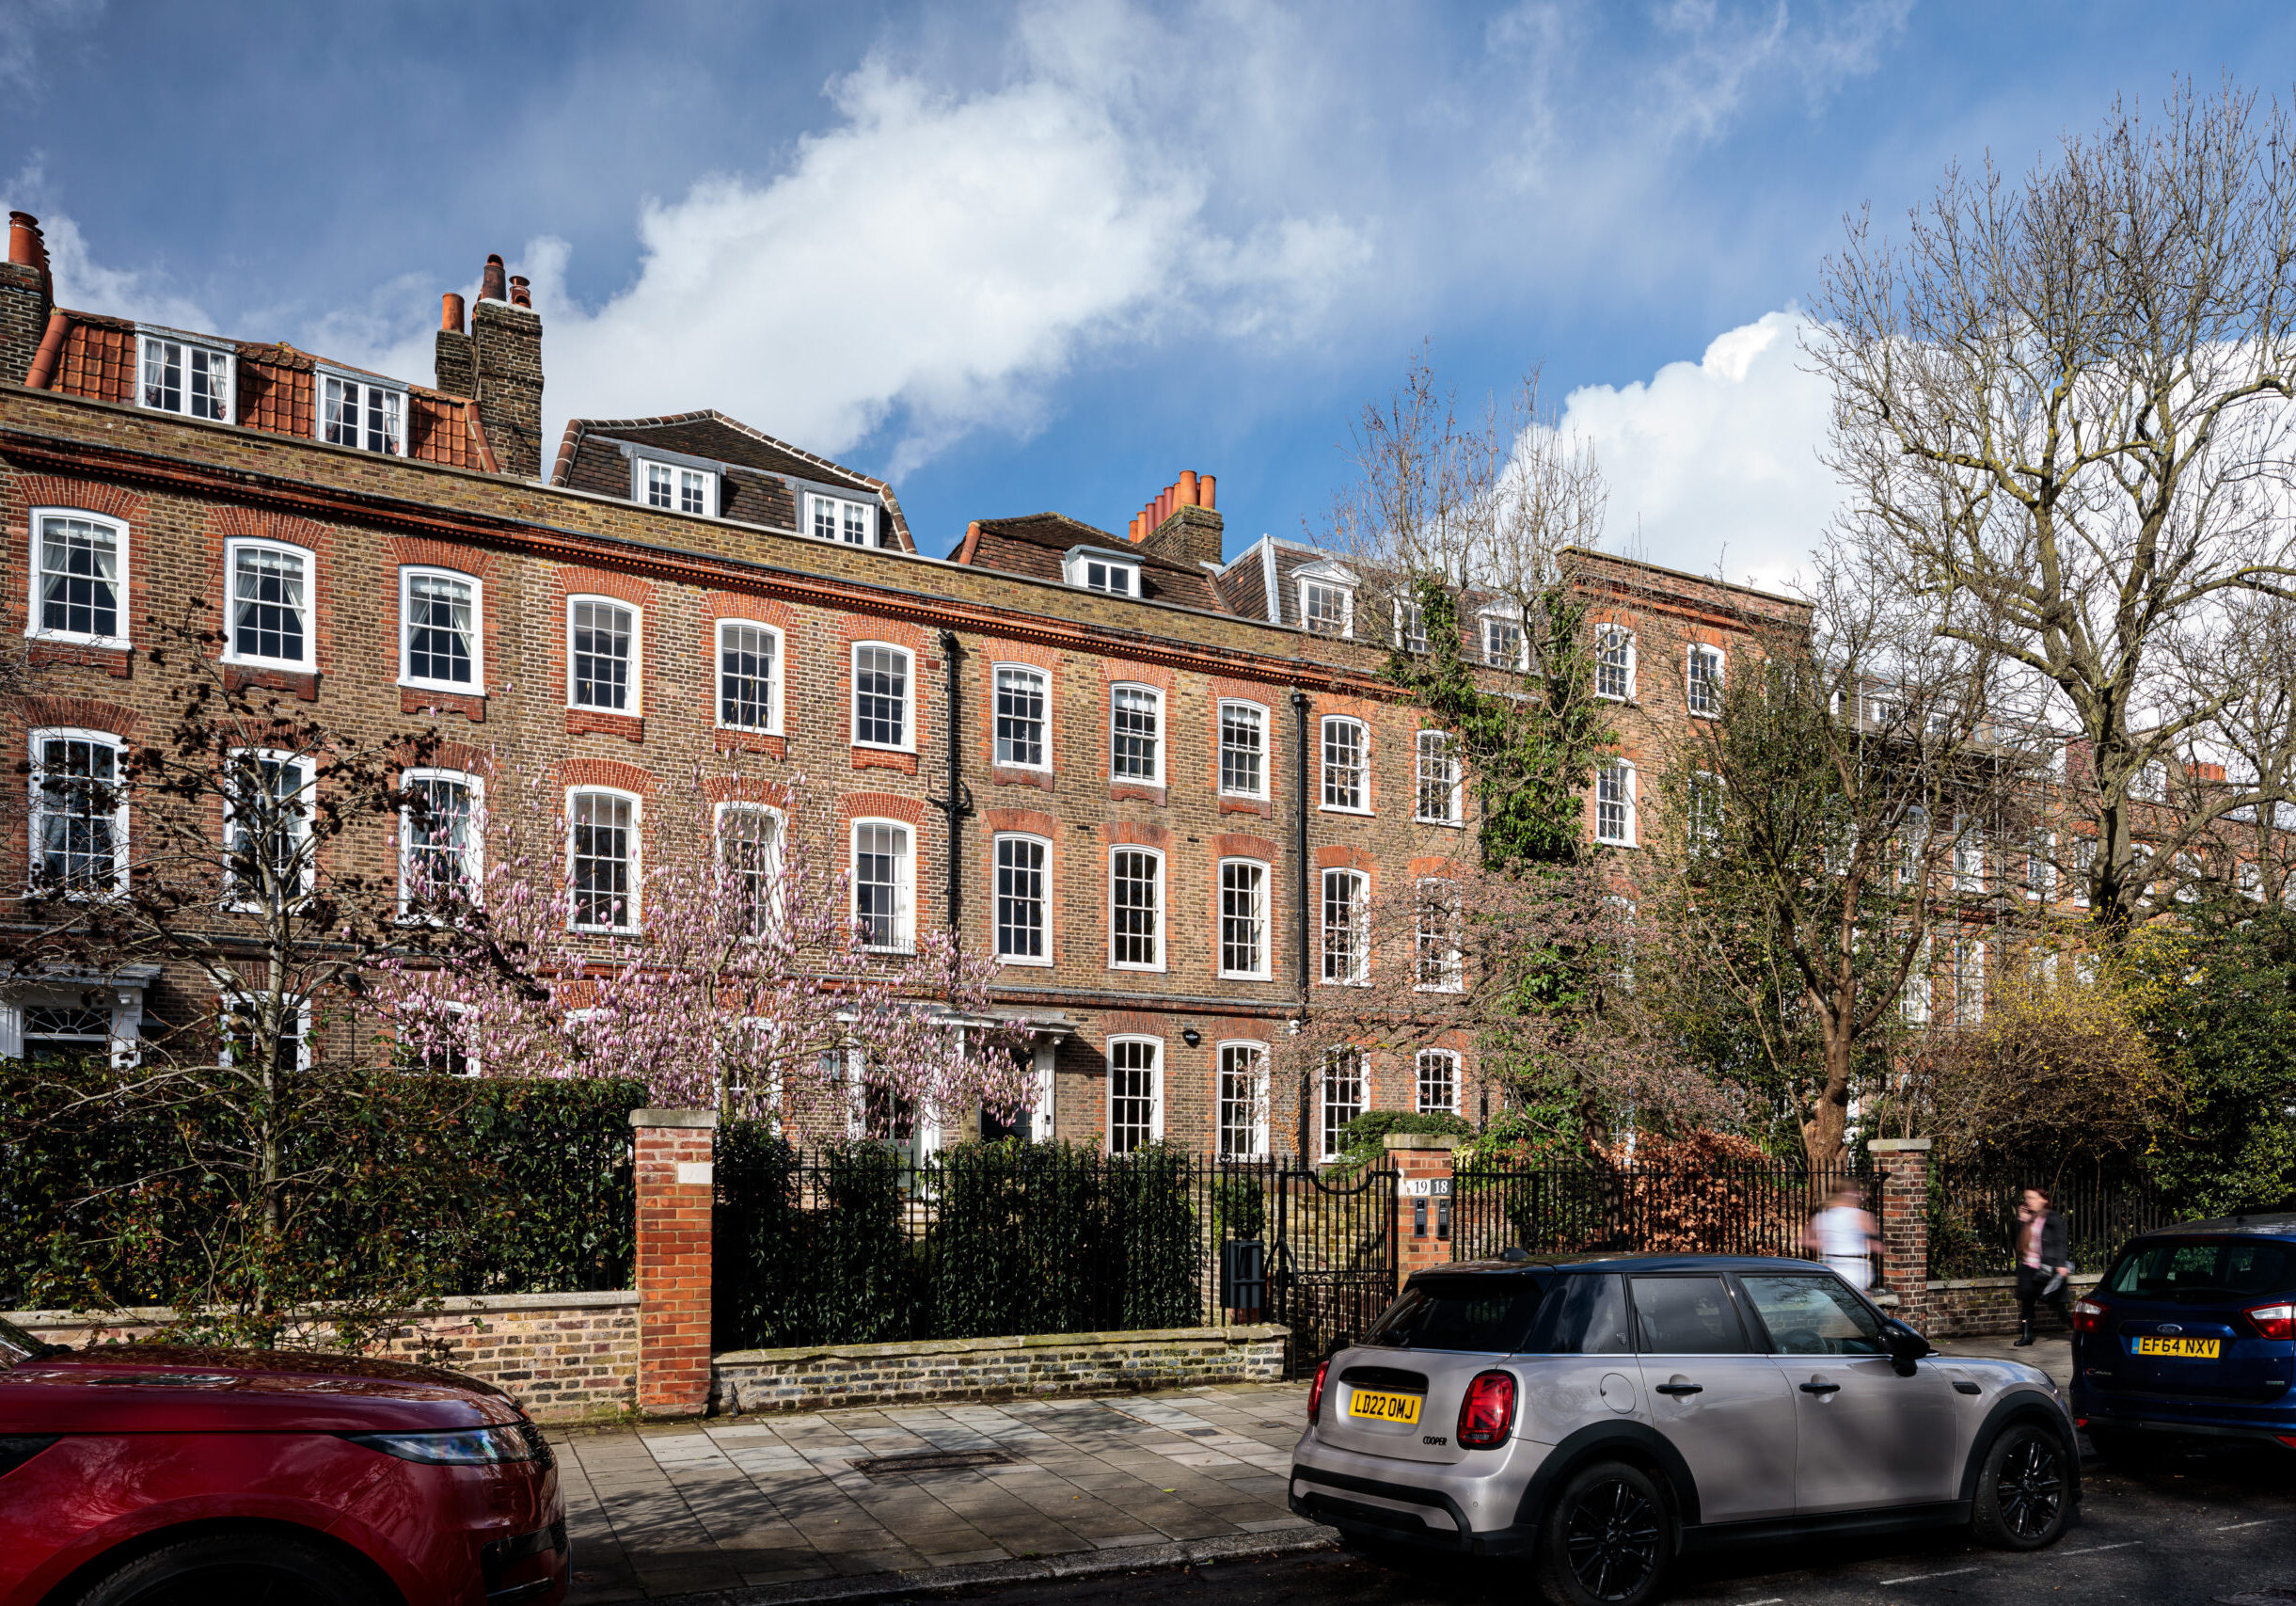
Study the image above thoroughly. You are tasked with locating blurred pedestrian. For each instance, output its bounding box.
[1803,1180,1878,1290]
[2014,1185,2072,1346]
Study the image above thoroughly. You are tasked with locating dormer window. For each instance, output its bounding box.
[1062,549,1140,596]
[319,373,404,455]
[138,331,232,421]
[641,460,716,517]
[1301,580,1353,638]
[807,493,877,547]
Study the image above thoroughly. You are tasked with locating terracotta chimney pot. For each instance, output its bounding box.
[7,212,39,268]
[441,292,467,333]
[509,275,531,310]
[481,254,508,302]
[1201,473,1216,510]
[1179,469,1199,507]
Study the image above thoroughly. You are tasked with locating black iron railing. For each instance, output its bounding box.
[1450,1159,1870,1267]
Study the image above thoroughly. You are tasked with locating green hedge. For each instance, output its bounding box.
[0,1068,645,1312]
[713,1130,1206,1350]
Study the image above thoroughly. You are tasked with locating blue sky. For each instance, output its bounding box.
[5,1,2290,589]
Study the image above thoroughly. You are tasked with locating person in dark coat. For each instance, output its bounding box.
[2014,1185,2072,1346]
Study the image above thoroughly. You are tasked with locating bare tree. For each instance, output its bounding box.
[1809,79,2296,935]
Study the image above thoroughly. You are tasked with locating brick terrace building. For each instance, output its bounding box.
[0,214,1794,1159]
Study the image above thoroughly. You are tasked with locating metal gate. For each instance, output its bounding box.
[1263,1165,1397,1376]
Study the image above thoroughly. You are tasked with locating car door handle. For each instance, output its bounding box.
[1799,1381,1842,1395]
[1654,1382,1703,1395]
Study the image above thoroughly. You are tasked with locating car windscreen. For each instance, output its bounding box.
[2105,1238,2296,1302]
[0,1314,49,1364]
[1361,1274,1552,1352]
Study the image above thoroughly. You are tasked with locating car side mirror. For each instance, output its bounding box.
[1883,1319,1933,1376]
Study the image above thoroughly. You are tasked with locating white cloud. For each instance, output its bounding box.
[1554,310,1840,595]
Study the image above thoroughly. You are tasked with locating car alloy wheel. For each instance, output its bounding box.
[1994,1436,2065,1540]
[1562,1476,1663,1602]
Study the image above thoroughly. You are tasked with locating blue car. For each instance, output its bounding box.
[2070,1214,2296,1455]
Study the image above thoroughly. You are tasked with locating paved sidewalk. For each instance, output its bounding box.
[556,1382,1322,1603]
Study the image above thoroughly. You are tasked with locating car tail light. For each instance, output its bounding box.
[2247,1302,2296,1341]
[2071,1298,2109,1335]
[1457,1370,1517,1450]
[1308,1358,1329,1425]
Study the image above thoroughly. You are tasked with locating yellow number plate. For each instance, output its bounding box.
[2134,1336,2222,1359]
[1348,1389,1422,1423]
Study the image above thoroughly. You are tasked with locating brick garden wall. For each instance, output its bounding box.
[710,1324,1289,1416]
[5,1290,640,1422]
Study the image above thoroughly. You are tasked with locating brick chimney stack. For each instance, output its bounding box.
[467,252,544,479]
[1132,469,1223,567]
[434,291,476,399]
[1,211,55,386]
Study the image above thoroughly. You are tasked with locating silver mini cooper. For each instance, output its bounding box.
[1289,1254,2075,1606]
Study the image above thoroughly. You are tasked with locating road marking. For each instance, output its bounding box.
[2057,1541,2143,1555]
[1735,1598,1784,1605]
[1878,1566,1981,1585]
[2216,1519,2279,1531]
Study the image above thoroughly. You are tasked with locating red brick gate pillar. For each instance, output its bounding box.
[1387,1133,1460,1281]
[631,1108,717,1418]
[1868,1137,1933,1329]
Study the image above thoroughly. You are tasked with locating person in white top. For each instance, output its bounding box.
[1802,1181,1879,1290]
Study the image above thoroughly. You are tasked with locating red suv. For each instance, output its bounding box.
[0,1314,568,1606]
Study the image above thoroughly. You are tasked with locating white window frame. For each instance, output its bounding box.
[218,993,312,1074]
[1688,771,1725,853]
[567,786,641,933]
[2025,831,2057,902]
[1218,857,1271,979]
[1416,1048,1461,1116]
[397,768,483,916]
[1321,1047,1366,1162]
[565,596,641,715]
[1900,938,1933,1026]
[398,566,483,693]
[851,818,915,954]
[222,537,316,672]
[1109,845,1165,972]
[806,491,879,548]
[992,663,1051,771]
[1110,684,1164,785]
[1393,597,1428,654]
[715,801,784,936]
[27,726,128,898]
[1218,699,1269,800]
[1106,1034,1164,1153]
[715,618,784,736]
[1414,878,1464,993]
[1321,867,1369,986]
[1595,759,1637,847]
[1321,716,1370,814]
[1063,550,1140,595]
[992,832,1053,966]
[1216,1041,1270,1158]
[1300,579,1354,639]
[1686,643,1724,717]
[1481,612,1528,670]
[27,507,130,649]
[1415,729,1462,825]
[224,747,315,907]
[1955,940,1987,1026]
[315,370,405,456]
[1595,625,1637,702]
[636,458,719,518]
[136,330,234,422]
[851,642,914,752]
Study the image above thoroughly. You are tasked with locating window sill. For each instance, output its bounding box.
[716,728,787,758]
[1595,839,1639,851]
[1414,815,1465,829]
[1218,972,1273,983]
[1108,962,1167,975]
[1319,804,1372,818]
[1219,795,1271,816]
[992,766,1053,791]
[224,663,320,701]
[404,688,486,723]
[1110,782,1166,804]
[997,954,1054,968]
[567,708,643,742]
[854,747,918,774]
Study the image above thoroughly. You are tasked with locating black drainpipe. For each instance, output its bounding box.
[1291,687,1311,1160]
[933,630,972,934]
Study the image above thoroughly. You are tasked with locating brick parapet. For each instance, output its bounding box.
[632,1109,718,1417]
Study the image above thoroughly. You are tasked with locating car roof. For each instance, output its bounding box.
[2130,1213,2296,1241]
[1426,1252,1829,1276]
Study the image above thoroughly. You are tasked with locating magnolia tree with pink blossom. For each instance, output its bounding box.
[370,763,1036,1128]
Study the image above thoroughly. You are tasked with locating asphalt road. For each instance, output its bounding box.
[921,1438,2296,1606]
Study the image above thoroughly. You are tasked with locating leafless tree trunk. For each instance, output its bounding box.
[1809,80,2296,937]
